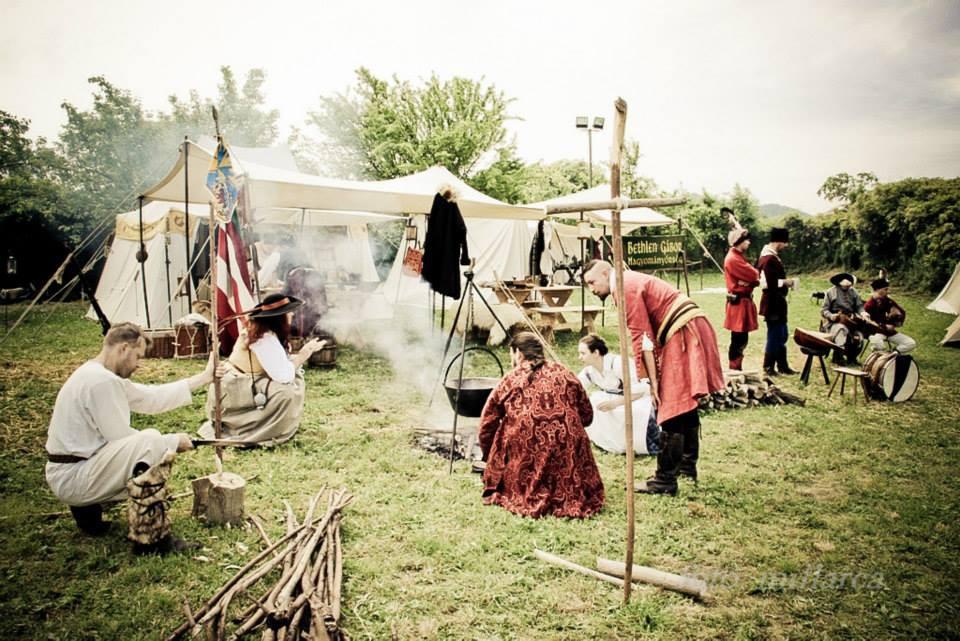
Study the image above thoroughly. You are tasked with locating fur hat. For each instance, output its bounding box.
[830,272,857,287]
[728,228,750,247]
[871,278,890,291]
[770,227,789,243]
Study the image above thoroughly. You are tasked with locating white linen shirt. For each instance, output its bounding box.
[45,360,190,458]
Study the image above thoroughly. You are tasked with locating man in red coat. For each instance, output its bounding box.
[583,260,725,496]
[723,224,760,370]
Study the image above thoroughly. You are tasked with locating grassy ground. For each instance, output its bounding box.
[1,272,959,640]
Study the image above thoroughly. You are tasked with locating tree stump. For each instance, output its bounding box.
[191,472,246,525]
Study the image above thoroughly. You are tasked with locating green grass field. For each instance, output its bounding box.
[1,272,958,640]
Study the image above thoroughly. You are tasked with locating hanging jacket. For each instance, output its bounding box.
[421,193,470,299]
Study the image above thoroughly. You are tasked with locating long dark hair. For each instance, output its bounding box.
[510,331,546,382]
[246,313,291,346]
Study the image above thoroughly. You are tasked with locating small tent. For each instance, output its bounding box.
[88,201,209,328]
[942,314,960,346]
[928,261,960,314]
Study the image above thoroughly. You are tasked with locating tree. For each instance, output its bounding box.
[817,172,879,207]
[516,159,601,204]
[167,67,279,147]
[304,68,515,180]
[620,139,659,199]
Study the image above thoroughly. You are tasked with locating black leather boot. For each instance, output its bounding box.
[776,347,797,375]
[70,503,110,536]
[678,422,700,482]
[763,352,778,376]
[635,431,682,496]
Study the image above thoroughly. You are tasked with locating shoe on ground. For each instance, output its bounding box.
[678,467,699,483]
[634,477,678,496]
[70,504,111,536]
[133,534,202,556]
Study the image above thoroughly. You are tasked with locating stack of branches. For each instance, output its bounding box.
[699,370,805,411]
[167,487,353,641]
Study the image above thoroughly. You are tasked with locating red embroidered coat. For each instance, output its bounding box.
[723,247,760,332]
[479,361,604,519]
[616,271,725,424]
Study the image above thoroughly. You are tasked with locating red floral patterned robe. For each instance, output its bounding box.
[478,361,604,519]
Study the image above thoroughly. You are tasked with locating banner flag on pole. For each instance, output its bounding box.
[206,140,255,354]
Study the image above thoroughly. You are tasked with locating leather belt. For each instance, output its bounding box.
[47,453,88,464]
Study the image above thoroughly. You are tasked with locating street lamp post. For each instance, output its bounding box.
[575,116,605,188]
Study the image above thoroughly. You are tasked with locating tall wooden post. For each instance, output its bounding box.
[208,199,223,467]
[609,97,636,603]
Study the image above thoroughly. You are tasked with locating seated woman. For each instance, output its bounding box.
[478,332,604,519]
[199,294,326,445]
[576,334,659,455]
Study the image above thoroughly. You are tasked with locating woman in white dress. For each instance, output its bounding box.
[199,294,326,445]
[576,334,659,455]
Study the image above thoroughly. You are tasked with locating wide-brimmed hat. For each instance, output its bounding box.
[247,294,304,318]
[728,228,750,247]
[770,227,789,243]
[871,278,890,291]
[830,272,857,287]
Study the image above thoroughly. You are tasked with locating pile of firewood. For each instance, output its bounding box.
[167,487,353,641]
[699,370,805,411]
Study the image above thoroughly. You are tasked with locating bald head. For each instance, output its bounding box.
[583,260,613,300]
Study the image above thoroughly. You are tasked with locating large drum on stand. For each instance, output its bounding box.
[174,319,210,359]
[861,351,919,402]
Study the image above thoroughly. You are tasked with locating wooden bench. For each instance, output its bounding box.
[827,366,870,405]
[531,305,604,337]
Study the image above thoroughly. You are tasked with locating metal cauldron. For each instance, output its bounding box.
[443,346,504,417]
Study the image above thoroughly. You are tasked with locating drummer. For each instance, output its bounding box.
[864,278,917,354]
[821,272,869,365]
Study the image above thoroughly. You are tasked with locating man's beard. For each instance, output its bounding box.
[596,291,609,302]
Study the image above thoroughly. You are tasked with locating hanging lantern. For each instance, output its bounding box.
[6,255,17,276]
[404,219,418,241]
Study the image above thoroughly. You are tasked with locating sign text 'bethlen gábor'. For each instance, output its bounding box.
[623,235,685,269]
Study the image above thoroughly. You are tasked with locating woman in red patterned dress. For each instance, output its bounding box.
[478,332,605,518]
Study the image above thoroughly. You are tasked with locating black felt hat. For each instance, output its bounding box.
[247,293,304,318]
[770,227,789,243]
[829,272,857,287]
[871,278,890,291]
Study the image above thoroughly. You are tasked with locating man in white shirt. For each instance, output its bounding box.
[45,322,217,548]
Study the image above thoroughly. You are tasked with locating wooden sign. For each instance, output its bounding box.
[623,235,685,270]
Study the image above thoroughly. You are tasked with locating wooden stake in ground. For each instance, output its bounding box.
[608,97,636,604]
[596,557,711,601]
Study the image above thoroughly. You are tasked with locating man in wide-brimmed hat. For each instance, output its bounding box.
[756,227,798,376]
[722,213,761,371]
[821,272,869,364]
[864,277,917,354]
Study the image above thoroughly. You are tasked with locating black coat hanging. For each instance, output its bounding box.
[421,192,470,299]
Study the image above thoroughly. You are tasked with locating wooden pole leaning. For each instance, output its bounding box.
[491,271,560,362]
[208,198,223,467]
[609,97,636,604]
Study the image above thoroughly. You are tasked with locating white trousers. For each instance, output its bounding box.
[585,391,652,455]
[869,332,917,354]
[45,429,176,507]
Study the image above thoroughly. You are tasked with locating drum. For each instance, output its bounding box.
[144,329,176,359]
[174,322,210,359]
[862,351,919,402]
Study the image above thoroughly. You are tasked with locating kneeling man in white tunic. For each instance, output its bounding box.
[45,322,217,549]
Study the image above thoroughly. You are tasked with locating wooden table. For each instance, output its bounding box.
[535,285,577,308]
[531,305,603,341]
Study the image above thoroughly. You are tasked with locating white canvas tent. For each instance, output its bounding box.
[928,261,960,314]
[143,141,544,220]
[88,201,210,328]
[942,315,960,346]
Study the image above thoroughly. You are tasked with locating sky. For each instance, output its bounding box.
[1,0,958,214]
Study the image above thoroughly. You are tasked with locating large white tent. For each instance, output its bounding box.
[928,261,960,315]
[88,201,209,328]
[143,141,543,221]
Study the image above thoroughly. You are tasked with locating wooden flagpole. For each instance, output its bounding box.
[210,109,224,468]
[609,97,636,603]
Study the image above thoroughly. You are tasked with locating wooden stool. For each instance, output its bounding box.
[799,346,830,386]
[827,366,871,405]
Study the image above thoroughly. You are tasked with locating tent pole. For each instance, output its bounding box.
[609,97,635,604]
[209,197,223,467]
[580,211,586,335]
[183,137,192,310]
[163,228,173,327]
[137,196,151,329]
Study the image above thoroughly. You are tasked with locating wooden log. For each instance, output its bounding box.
[596,557,710,601]
[192,472,246,526]
[533,549,624,588]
